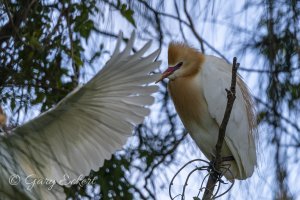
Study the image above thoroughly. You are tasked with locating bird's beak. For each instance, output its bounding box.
[155,71,172,84]
[155,62,183,84]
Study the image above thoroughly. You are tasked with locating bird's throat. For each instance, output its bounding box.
[168,76,207,125]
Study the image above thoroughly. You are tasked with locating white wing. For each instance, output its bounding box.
[0,32,160,199]
[201,55,256,179]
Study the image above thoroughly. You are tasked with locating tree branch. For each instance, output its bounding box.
[202,57,239,199]
[0,0,37,44]
[239,66,300,73]
[183,0,205,53]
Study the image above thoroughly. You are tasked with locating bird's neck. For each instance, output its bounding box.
[168,74,206,124]
[0,114,6,127]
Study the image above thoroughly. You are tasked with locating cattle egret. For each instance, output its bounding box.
[0,32,161,200]
[156,43,257,180]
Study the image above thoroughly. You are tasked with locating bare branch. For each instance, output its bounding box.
[239,66,300,73]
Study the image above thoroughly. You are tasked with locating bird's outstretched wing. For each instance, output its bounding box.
[1,32,160,196]
[201,55,256,179]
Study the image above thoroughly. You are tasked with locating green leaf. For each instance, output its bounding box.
[29,36,42,49]
[119,3,136,27]
[81,20,94,39]
[31,92,45,105]
[74,55,83,67]
[257,111,267,124]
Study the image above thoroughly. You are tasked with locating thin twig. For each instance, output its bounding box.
[253,96,300,133]
[202,57,239,199]
[169,159,210,200]
[128,0,229,62]
[183,0,205,53]
[239,66,300,73]
[174,0,187,43]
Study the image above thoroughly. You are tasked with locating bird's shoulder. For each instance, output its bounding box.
[201,55,231,74]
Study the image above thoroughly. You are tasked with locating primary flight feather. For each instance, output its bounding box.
[0,32,161,200]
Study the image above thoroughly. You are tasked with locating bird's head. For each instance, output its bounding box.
[0,107,6,128]
[156,42,204,83]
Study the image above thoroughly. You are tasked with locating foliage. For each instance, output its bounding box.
[117,0,136,27]
[0,0,143,199]
[0,0,100,120]
[65,155,134,200]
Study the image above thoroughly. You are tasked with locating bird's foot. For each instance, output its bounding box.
[207,155,234,184]
[207,165,225,184]
[208,159,222,179]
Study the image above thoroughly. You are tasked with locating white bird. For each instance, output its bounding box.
[0,32,161,200]
[156,43,257,180]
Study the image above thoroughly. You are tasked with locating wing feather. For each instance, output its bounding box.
[201,55,256,178]
[0,32,160,199]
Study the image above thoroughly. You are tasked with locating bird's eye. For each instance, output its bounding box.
[174,62,183,70]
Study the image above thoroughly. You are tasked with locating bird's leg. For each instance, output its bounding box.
[207,154,223,182]
[208,153,217,169]
[207,163,225,184]
[207,155,235,184]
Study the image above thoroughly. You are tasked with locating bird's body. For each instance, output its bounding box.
[157,43,256,180]
[168,71,223,159]
[0,32,160,199]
